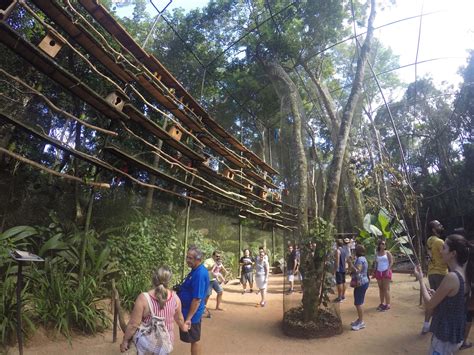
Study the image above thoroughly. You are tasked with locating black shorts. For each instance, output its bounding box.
[467,309,474,323]
[428,274,445,290]
[241,272,253,285]
[179,321,201,343]
[335,272,346,285]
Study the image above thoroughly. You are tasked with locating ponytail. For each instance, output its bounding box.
[155,284,168,309]
[152,266,172,309]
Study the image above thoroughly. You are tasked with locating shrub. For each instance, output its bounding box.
[0,226,37,348]
[31,264,109,337]
[117,273,150,313]
[0,267,34,348]
[107,214,179,283]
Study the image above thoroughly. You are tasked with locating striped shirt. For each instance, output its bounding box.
[142,291,178,343]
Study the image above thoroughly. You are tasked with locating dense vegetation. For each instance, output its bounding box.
[0,0,473,346]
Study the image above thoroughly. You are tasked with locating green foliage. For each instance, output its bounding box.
[117,273,149,313]
[0,267,34,347]
[0,221,118,346]
[301,217,335,313]
[357,209,413,260]
[30,264,109,337]
[0,227,39,347]
[107,214,179,283]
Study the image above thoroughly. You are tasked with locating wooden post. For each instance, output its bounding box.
[238,218,242,278]
[182,200,192,281]
[16,261,23,355]
[271,226,275,264]
[112,282,118,343]
[79,188,95,279]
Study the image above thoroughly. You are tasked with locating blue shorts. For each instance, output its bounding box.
[207,279,223,296]
[335,272,346,285]
[354,282,369,306]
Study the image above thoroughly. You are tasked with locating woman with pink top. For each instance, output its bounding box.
[374,239,393,311]
[120,266,187,354]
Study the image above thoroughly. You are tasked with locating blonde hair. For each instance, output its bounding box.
[152,266,172,308]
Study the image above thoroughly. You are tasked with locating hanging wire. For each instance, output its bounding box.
[143,0,173,49]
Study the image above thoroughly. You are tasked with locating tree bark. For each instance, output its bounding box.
[323,0,376,225]
[263,60,309,236]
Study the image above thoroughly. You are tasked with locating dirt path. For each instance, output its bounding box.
[13,273,473,354]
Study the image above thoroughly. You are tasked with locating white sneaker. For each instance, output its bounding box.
[352,321,366,331]
[350,319,360,326]
[421,322,430,334]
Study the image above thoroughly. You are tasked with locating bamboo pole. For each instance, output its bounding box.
[182,199,192,281]
[0,148,110,188]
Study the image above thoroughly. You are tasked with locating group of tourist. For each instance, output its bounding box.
[333,237,382,331]
[119,245,270,355]
[118,218,474,355]
[332,220,474,354]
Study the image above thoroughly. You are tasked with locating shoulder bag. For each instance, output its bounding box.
[350,258,362,288]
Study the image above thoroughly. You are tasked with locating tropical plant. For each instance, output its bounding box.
[107,213,179,284]
[357,209,413,261]
[0,266,34,348]
[30,263,109,337]
[117,273,150,313]
[0,226,38,347]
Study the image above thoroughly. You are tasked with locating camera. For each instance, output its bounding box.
[172,283,181,293]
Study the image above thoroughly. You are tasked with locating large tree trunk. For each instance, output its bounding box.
[263,60,308,236]
[323,0,376,225]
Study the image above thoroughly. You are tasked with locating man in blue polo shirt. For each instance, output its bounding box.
[178,245,209,355]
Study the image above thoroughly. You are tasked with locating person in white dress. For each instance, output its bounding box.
[255,249,270,307]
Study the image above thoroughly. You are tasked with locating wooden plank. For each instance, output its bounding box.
[1,112,113,171]
[104,145,202,193]
[245,169,279,189]
[197,164,250,191]
[0,22,128,122]
[31,0,133,83]
[77,0,278,175]
[122,104,205,162]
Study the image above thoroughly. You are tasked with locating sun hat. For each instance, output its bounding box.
[343,237,351,244]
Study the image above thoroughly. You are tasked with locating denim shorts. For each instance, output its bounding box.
[207,279,223,296]
[354,282,369,306]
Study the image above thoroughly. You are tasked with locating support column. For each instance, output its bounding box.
[182,200,192,280]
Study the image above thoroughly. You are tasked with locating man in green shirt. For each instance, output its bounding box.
[421,220,448,334]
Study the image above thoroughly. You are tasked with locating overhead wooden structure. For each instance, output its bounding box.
[0,0,295,229]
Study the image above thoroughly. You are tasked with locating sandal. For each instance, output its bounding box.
[460,342,472,350]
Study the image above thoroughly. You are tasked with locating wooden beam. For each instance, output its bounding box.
[104,145,202,193]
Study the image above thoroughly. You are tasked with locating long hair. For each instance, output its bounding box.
[445,234,474,284]
[152,266,172,308]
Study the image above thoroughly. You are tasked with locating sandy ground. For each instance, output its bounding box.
[10,273,474,355]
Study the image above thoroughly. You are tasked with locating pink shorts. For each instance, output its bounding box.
[375,269,392,280]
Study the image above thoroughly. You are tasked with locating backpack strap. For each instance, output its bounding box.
[143,292,155,317]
